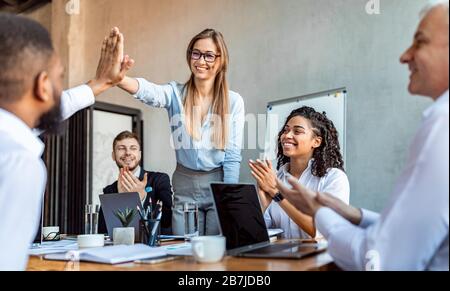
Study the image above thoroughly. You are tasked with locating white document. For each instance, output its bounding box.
[268,229,284,237]
[29,240,79,256]
[44,244,167,264]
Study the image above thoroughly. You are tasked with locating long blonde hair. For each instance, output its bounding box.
[183,29,230,150]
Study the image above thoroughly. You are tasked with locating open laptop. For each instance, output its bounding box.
[210,183,327,259]
[99,192,141,242]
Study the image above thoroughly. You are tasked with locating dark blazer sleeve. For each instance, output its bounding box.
[152,173,173,229]
[103,183,118,194]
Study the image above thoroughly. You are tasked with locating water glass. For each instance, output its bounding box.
[84,204,99,235]
[183,202,199,241]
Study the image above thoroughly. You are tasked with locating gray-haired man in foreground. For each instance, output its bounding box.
[277,1,449,271]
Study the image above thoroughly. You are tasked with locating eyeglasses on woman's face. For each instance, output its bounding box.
[190,49,220,63]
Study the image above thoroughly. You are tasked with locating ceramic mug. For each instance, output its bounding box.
[77,234,105,249]
[191,236,226,263]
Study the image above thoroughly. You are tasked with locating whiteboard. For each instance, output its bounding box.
[264,88,347,164]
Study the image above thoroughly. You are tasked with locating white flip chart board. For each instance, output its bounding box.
[264,88,347,164]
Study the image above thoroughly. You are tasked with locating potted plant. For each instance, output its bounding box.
[113,208,137,246]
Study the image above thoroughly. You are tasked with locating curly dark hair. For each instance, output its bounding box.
[276,106,344,177]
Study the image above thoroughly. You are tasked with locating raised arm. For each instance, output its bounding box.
[118,76,140,95]
[35,28,132,135]
[97,28,174,109]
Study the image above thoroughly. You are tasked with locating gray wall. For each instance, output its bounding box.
[80,0,431,212]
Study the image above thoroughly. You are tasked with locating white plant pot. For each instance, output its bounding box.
[113,227,135,246]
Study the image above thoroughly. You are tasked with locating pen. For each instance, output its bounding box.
[148,197,153,219]
[149,202,163,246]
[136,205,145,220]
[151,203,163,235]
[136,206,150,237]
[153,200,162,219]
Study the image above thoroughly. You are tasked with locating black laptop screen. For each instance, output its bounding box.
[211,184,270,250]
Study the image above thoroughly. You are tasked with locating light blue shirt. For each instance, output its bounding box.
[133,78,245,183]
[315,91,449,271]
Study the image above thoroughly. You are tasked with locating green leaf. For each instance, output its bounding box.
[113,207,138,227]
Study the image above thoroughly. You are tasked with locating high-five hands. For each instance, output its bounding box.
[87,27,135,96]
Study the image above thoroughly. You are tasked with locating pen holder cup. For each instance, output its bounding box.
[140,219,161,247]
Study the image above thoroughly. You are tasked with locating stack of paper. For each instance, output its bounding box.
[29,240,78,256]
[44,244,167,264]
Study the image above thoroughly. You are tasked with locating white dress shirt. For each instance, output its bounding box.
[0,85,94,271]
[316,91,449,271]
[264,161,350,239]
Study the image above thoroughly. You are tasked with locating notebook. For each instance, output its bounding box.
[44,244,167,264]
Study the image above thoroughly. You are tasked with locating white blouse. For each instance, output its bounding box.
[264,160,350,239]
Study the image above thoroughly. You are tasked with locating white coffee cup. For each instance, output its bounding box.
[42,226,60,241]
[77,234,105,249]
[191,236,226,263]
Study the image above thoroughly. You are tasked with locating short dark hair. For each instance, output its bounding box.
[0,13,54,103]
[113,131,141,150]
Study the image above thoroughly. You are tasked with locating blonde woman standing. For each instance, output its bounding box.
[112,28,245,236]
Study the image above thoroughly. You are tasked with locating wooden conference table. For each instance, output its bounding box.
[27,239,339,271]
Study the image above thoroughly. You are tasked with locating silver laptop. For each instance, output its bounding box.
[99,192,141,241]
[210,183,327,259]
